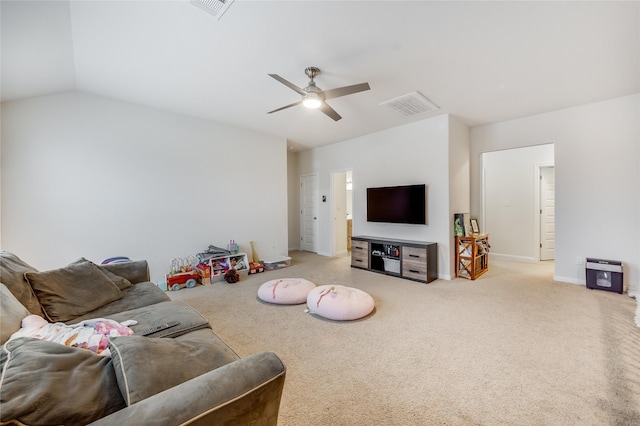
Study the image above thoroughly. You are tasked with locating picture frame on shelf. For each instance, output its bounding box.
[470,219,480,234]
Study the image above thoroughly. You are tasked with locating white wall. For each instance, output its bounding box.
[298,115,454,279]
[448,116,471,277]
[1,91,288,282]
[332,172,347,256]
[482,144,554,261]
[471,94,639,292]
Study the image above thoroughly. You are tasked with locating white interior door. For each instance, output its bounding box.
[300,174,318,253]
[540,166,555,260]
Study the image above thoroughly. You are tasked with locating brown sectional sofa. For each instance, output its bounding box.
[0,251,286,425]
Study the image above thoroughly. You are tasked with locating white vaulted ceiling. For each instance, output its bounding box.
[2,1,638,150]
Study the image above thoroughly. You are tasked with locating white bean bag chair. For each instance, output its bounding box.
[258,278,316,305]
[306,285,375,321]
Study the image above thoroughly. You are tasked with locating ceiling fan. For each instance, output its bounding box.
[267,67,370,121]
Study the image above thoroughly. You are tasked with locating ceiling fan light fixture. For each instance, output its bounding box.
[303,94,322,109]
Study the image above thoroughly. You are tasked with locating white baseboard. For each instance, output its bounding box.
[489,253,537,263]
[553,275,585,285]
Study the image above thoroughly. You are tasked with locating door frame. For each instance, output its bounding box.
[330,168,353,257]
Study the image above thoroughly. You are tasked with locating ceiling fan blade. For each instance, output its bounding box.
[319,102,342,121]
[268,74,307,96]
[321,82,370,100]
[267,100,302,114]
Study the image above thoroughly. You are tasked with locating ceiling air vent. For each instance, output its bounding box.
[188,0,235,20]
[379,91,439,117]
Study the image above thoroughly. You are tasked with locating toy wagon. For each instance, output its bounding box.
[166,271,200,291]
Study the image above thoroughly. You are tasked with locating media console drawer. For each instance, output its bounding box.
[402,246,428,281]
[351,240,369,269]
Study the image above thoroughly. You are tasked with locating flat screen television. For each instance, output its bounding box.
[366,184,426,225]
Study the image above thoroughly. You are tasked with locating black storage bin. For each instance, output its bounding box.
[585,258,623,294]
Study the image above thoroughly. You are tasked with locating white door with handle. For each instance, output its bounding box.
[540,166,555,260]
[300,174,318,253]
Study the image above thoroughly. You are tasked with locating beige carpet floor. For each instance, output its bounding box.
[168,251,640,425]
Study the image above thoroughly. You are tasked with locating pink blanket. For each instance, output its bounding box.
[9,315,136,356]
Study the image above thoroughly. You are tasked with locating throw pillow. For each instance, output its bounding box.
[72,257,133,291]
[109,329,239,405]
[0,337,126,425]
[0,284,31,345]
[24,260,123,323]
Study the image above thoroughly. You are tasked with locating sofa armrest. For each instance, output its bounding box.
[89,351,286,426]
[101,260,150,284]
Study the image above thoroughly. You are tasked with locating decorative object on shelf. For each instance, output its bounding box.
[470,219,480,234]
[227,240,239,254]
[454,213,465,237]
[224,269,239,283]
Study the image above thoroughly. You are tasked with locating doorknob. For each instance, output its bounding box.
[313,217,317,220]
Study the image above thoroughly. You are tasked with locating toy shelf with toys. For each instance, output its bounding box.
[165,252,250,291]
[208,253,250,282]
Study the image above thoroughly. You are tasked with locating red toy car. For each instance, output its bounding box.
[166,271,200,291]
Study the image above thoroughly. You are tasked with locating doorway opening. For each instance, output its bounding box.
[480,144,554,264]
[331,169,353,257]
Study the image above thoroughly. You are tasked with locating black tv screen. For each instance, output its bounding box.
[366,184,426,224]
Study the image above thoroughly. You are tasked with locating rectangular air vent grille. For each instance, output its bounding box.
[379,91,439,117]
[188,0,234,20]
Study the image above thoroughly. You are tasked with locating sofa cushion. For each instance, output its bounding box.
[109,328,239,405]
[25,260,123,322]
[0,251,44,316]
[0,337,126,425]
[100,259,150,285]
[69,282,171,323]
[84,300,210,338]
[0,284,31,345]
[72,258,133,291]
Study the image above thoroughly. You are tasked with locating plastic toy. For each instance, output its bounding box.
[224,269,239,283]
[249,262,265,274]
[166,271,200,291]
[196,262,212,285]
[167,256,201,291]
